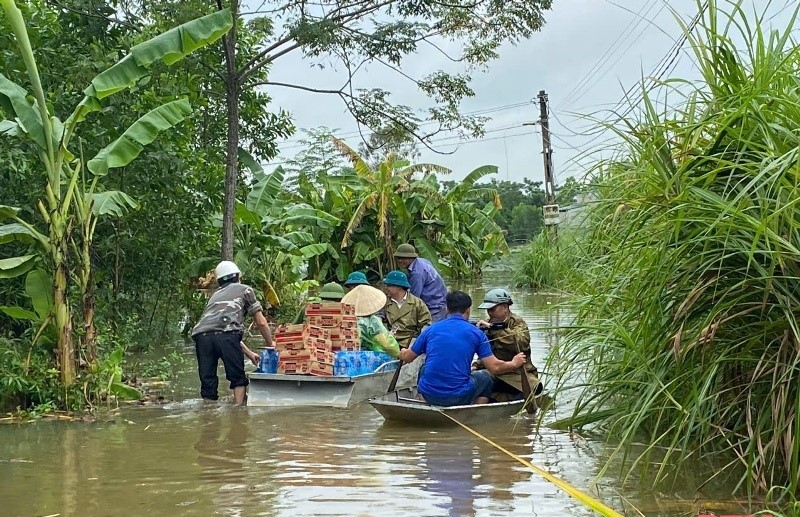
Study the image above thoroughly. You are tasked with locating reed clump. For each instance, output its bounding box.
[552,0,800,497]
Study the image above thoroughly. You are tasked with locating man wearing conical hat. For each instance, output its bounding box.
[341,285,400,358]
[393,243,447,322]
[382,270,431,348]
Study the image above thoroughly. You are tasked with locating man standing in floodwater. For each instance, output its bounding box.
[191,261,273,405]
[393,243,447,322]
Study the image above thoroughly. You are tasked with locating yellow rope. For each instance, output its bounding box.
[438,411,625,517]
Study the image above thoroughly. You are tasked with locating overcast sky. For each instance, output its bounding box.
[256,0,796,189]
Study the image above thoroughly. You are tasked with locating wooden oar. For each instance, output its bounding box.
[387,359,403,394]
[513,338,536,414]
[519,362,535,414]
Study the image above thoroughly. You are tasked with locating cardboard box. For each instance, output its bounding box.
[306,325,332,340]
[306,314,342,328]
[274,340,307,351]
[307,326,360,342]
[304,336,333,352]
[278,360,311,375]
[275,323,306,335]
[311,349,335,364]
[340,315,358,329]
[309,361,334,376]
[279,348,312,361]
[331,339,360,352]
[304,302,355,316]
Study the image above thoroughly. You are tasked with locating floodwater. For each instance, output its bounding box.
[0,267,757,516]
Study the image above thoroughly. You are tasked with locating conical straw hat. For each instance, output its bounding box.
[341,285,387,316]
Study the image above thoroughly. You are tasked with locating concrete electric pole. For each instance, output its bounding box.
[537,90,559,230]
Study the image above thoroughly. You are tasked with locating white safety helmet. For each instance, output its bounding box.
[478,288,513,309]
[215,260,241,282]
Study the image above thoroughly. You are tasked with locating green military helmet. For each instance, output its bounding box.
[478,288,513,309]
[344,271,369,287]
[383,270,411,289]
[318,282,345,300]
[393,243,418,258]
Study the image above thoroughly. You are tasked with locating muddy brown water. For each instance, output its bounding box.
[0,271,756,516]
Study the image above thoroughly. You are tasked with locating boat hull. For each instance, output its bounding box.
[368,388,526,426]
[247,360,420,408]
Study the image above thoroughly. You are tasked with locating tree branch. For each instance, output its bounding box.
[257,81,455,155]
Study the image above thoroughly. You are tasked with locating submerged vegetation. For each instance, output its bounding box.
[547,0,800,500]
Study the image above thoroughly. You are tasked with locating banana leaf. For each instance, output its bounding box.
[90,191,139,217]
[87,99,192,176]
[25,268,52,320]
[85,9,233,100]
[0,254,36,279]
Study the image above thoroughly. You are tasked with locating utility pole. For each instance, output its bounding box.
[538,90,559,232]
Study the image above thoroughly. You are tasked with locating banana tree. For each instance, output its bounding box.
[0,1,232,386]
[332,137,450,274]
[231,151,338,305]
[72,157,139,364]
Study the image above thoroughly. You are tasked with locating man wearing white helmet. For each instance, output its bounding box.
[191,260,274,405]
[474,288,542,407]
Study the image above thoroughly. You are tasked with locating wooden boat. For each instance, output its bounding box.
[247,360,420,408]
[369,387,533,426]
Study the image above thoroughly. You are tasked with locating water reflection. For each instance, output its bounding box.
[0,271,763,517]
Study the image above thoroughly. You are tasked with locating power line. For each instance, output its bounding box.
[272,100,535,151]
[558,0,661,111]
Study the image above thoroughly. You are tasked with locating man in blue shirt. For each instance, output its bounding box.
[394,243,448,322]
[398,291,527,406]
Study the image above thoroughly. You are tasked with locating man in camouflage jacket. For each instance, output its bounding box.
[473,288,542,404]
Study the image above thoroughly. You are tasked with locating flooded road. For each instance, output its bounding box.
[0,271,755,516]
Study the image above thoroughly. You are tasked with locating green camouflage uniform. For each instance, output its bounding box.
[476,312,541,397]
[383,292,431,348]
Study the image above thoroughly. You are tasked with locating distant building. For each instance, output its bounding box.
[558,192,597,230]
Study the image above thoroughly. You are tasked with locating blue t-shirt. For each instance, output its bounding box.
[411,314,493,399]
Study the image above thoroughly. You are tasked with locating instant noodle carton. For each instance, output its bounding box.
[309,361,334,376]
[278,360,311,375]
[310,349,335,364]
[304,301,355,316]
[340,315,358,329]
[304,336,333,352]
[306,314,342,328]
[279,348,312,361]
[274,323,307,350]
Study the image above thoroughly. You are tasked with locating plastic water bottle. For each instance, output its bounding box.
[260,348,279,374]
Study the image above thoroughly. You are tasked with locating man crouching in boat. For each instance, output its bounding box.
[473,288,543,409]
[398,291,526,407]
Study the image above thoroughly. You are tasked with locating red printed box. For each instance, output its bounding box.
[309,361,334,376]
[305,302,355,316]
[306,325,332,340]
[279,349,312,361]
[310,349,335,364]
[275,323,305,335]
[274,340,307,351]
[331,339,360,352]
[306,314,342,328]
[304,336,333,352]
[340,315,358,329]
[278,360,311,375]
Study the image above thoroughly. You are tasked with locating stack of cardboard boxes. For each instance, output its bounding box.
[272,302,361,376]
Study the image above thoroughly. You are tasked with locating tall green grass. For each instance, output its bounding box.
[551,0,800,497]
[516,230,583,291]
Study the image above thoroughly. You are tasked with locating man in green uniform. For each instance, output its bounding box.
[382,270,431,348]
[473,288,542,404]
[344,271,369,291]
